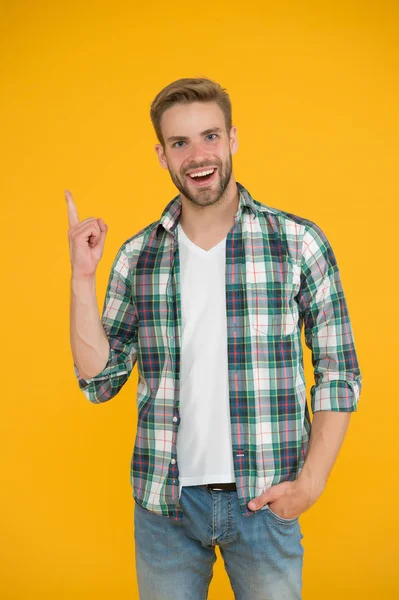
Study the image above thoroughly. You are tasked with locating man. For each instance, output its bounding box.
[67,77,362,600]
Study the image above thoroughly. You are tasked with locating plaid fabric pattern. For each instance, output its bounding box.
[74,182,362,520]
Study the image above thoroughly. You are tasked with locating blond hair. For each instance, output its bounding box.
[150,77,232,147]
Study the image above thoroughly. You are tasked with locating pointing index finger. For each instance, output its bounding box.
[65,190,80,227]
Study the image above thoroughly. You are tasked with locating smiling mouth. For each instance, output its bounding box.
[186,168,218,187]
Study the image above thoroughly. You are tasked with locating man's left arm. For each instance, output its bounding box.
[248,221,362,515]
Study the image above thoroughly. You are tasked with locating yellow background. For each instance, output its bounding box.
[1,0,398,598]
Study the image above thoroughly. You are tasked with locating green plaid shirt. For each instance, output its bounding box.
[74,182,362,520]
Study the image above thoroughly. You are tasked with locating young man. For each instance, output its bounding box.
[67,77,362,600]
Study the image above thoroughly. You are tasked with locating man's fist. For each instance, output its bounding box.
[65,190,108,279]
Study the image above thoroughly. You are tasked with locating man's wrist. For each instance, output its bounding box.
[71,273,96,292]
[296,470,326,501]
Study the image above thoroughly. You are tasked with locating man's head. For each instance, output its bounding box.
[150,77,238,208]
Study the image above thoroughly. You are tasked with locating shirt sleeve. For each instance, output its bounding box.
[73,244,139,403]
[297,221,362,413]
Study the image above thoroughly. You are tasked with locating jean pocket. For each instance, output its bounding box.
[266,506,299,525]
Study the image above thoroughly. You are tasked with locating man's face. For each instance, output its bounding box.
[155,101,238,207]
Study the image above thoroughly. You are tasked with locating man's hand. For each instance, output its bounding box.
[247,475,324,519]
[248,412,353,518]
[65,189,108,279]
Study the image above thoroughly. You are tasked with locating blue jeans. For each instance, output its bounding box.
[134,485,304,599]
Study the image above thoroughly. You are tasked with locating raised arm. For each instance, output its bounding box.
[66,190,138,403]
[66,189,110,380]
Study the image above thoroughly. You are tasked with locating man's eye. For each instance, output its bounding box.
[172,134,217,148]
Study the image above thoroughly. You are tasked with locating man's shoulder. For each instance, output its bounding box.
[252,196,331,246]
[117,220,160,255]
[253,198,318,231]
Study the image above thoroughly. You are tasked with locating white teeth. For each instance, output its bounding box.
[189,168,215,178]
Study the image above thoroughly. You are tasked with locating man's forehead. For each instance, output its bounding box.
[161,101,225,135]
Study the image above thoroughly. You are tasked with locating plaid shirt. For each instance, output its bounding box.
[74,181,362,520]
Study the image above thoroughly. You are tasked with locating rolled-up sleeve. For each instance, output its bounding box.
[298,222,362,413]
[74,245,139,403]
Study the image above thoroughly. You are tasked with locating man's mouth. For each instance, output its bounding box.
[186,167,218,187]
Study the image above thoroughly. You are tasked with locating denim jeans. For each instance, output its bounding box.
[134,485,304,599]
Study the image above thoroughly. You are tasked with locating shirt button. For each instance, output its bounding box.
[172,416,178,422]
[171,458,176,465]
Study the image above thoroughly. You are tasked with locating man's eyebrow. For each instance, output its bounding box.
[166,127,222,143]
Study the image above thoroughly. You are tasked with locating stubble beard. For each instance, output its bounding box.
[169,154,233,209]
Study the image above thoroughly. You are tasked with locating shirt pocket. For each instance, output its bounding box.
[249,262,301,338]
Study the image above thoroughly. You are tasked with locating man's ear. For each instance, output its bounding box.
[155,144,169,170]
[230,126,238,156]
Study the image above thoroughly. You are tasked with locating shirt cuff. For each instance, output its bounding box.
[311,379,361,412]
[73,346,125,391]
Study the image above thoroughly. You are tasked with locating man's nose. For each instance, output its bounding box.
[188,140,211,163]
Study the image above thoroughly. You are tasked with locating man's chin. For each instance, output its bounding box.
[172,173,227,206]
[184,188,221,206]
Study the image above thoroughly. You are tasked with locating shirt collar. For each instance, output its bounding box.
[156,181,258,239]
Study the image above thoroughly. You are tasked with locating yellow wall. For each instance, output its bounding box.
[1,1,398,598]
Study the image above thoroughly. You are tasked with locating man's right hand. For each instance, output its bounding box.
[65,190,108,279]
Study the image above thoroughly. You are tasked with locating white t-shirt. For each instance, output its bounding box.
[176,222,236,498]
